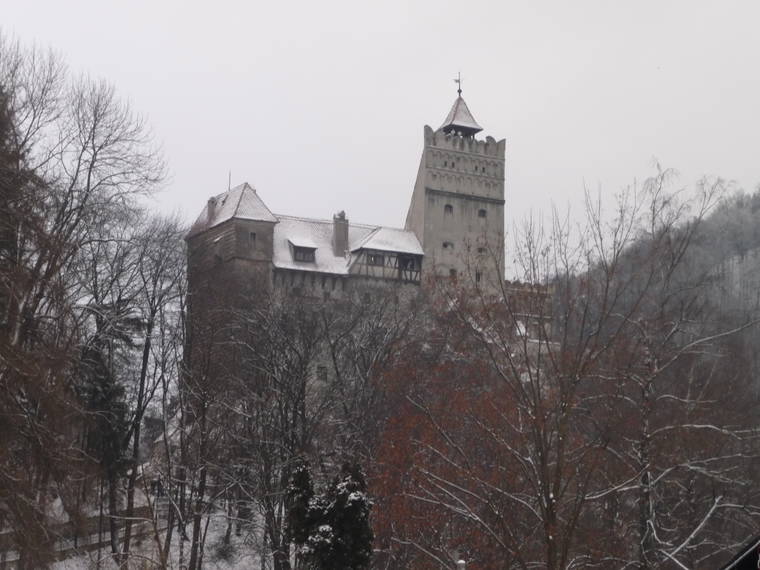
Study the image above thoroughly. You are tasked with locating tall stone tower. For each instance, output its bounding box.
[404,89,506,289]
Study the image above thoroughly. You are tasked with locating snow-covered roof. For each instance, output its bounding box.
[187,182,277,237]
[288,236,318,249]
[273,215,422,275]
[188,184,423,275]
[440,95,483,136]
[352,226,424,256]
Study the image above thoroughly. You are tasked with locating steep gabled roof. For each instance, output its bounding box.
[439,95,483,136]
[187,182,277,237]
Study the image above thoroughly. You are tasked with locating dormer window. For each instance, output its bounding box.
[293,247,315,262]
[289,238,317,263]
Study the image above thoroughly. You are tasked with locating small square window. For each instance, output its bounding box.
[443,241,454,250]
[478,209,487,218]
[367,252,385,266]
[449,269,457,278]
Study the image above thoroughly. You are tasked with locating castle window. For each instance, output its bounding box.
[444,204,453,216]
[293,246,316,262]
[476,270,482,284]
[398,255,421,282]
[317,365,328,383]
[443,160,448,167]
[250,231,257,245]
[477,247,486,254]
[478,209,487,218]
[443,241,454,250]
[449,269,457,279]
[367,252,385,266]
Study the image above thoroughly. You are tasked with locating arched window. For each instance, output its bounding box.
[444,204,453,216]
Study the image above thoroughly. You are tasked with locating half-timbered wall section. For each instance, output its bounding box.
[350,249,422,284]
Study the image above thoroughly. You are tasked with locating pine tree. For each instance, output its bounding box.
[321,463,373,570]
[288,462,374,570]
[287,458,315,546]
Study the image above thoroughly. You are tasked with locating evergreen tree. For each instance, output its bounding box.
[288,462,373,570]
[287,458,316,546]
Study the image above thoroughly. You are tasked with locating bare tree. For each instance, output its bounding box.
[0,34,165,567]
[374,169,760,569]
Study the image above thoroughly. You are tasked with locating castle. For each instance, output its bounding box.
[186,89,506,300]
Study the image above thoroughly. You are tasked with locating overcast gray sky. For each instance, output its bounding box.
[6,1,760,230]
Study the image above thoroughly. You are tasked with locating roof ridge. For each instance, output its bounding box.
[274,213,413,233]
[274,213,378,229]
[233,183,247,215]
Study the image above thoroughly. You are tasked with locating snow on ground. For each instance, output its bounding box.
[51,508,269,569]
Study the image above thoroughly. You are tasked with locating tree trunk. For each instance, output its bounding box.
[122,316,155,558]
[188,464,207,570]
[108,475,121,563]
[637,379,653,570]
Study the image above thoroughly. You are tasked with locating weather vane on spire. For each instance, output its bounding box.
[454,72,462,96]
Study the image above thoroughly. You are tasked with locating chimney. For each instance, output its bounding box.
[207,197,217,221]
[333,210,349,256]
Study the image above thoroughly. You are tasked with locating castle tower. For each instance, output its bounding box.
[404,88,506,289]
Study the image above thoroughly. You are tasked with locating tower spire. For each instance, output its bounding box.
[440,74,482,137]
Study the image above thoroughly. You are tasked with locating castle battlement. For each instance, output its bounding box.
[423,125,505,157]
